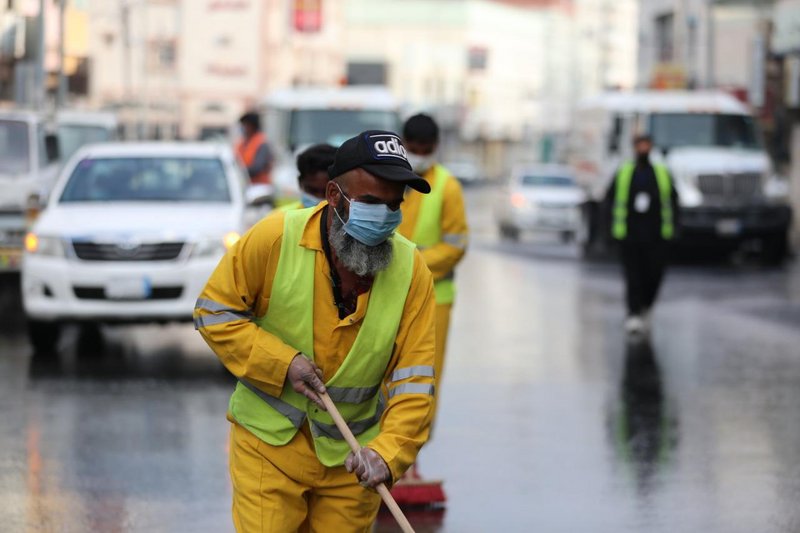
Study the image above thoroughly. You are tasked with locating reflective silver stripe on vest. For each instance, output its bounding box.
[310,395,387,440]
[327,384,381,404]
[238,379,307,429]
[390,365,435,382]
[193,311,251,329]
[195,298,243,314]
[388,383,435,399]
[442,233,468,248]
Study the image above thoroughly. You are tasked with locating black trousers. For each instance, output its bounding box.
[620,241,668,316]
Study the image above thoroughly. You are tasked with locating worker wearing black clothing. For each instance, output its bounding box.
[606,134,680,334]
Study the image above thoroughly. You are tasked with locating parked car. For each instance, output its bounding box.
[21,142,270,352]
[495,164,585,242]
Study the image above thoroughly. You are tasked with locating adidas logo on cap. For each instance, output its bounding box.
[368,133,408,162]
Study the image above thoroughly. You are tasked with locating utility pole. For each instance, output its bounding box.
[57,0,67,109]
[35,0,46,109]
[121,0,132,139]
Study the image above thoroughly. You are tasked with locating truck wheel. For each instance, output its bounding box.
[499,224,520,241]
[762,233,788,265]
[27,320,62,355]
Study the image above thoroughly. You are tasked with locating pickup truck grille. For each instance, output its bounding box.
[697,173,761,202]
[72,241,185,261]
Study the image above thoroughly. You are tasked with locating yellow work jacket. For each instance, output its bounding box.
[195,203,436,480]
[397,164,469,293]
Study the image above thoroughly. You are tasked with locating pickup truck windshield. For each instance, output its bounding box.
[0,120,30,174]
[651,113,762,150]
[289,109,399,148]
[60,157,230,203]
[58,125,113,160]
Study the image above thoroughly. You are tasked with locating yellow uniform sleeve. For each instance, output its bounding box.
[420,175,469,280]
[194,213,299,398]
[367,251,437,481]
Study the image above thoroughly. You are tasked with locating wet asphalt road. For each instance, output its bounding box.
[2,188,800,532]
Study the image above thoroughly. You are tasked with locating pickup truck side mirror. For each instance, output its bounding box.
[246,184,274,207]
[45,133,60,163]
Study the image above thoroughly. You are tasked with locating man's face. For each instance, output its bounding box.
[403,139,437,157]
[300,171,329,199]
[326,168,405,218]
[241,123,256,138]
[634,139,652,157]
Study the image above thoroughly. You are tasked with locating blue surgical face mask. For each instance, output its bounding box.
[333,184,402,246]
[301,191,323,209]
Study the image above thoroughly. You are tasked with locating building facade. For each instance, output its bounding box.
[87,0,345,140]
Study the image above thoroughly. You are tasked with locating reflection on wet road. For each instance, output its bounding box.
[2,188,800,532]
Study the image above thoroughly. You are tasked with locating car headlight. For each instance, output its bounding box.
[192,232,241,258]
[24,233,65,257]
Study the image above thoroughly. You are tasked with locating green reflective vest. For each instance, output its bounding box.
[412,165,455,304]
[275,200,302,213]
[228,207,415,466]
[612,162,675,241]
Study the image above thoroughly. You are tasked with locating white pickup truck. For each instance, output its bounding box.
[569,91,792,262]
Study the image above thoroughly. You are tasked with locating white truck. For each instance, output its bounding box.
[258,86,402,202]
[0,110,60,271]
[0,109,119,272]
[570,91,792,262]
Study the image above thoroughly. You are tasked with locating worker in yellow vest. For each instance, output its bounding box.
[395,114,468,488]
[606,134,679,335]
[275,143,337,213]
[196,130,437,532]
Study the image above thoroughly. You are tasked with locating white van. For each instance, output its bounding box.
[0,110,60,271]
[569,91,792,261]
[258,86,402,201]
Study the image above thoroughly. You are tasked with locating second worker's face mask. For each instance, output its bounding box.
[301,191,324,209]
[406,153,436,175]
[333,183,402,246]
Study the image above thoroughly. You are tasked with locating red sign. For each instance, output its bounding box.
[294,0,322,33]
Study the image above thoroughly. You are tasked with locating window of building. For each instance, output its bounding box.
[655,12,675,63]
[148,40,177,73]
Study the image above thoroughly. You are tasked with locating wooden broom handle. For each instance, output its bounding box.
[319,392,416,533]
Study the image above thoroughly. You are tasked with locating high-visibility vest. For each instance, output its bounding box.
[412,164,455,305]
[276,200,302,213]
[227,207,415,466]
[236,132,270,184]
[612,162,674,241]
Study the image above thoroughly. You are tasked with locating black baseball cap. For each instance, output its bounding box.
[328,130,431,193]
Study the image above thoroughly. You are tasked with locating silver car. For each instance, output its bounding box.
[496,165,586,242]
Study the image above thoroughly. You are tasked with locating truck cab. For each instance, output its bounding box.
[570,91,792,262]
[56,110,119,161]
[0,110,60,271]
[258,86,402,202]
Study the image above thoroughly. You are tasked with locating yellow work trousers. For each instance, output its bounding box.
[432,303,452,424]
[229,422,381,533]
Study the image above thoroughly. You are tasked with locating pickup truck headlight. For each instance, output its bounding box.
[192,232,241,258]
[24,233,65,257]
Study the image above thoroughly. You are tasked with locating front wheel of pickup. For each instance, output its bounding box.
[762,232,789,265]
[27,320,62,355]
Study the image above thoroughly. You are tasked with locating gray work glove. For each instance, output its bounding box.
[287,354,326,410]
[345,448,391,488]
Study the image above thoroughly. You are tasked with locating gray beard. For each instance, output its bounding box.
[329,208,393,277]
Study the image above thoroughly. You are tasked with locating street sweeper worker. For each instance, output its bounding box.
[195,130,437,532]
[275,143,337,212]
[398,113,468,422]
